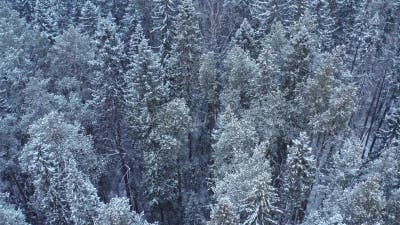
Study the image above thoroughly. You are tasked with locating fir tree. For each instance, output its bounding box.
[282,132,315,224]
[168,0,202,103]
[33,0,58,42]
[0,194,29,225]
[222,46,259,113]
[79,0,101,36]
[144,98,191,224]
[233,18,257,58]
[199,52,218,130]
[153,0,177,67]
[91,13,138,211]
[95,197,155,225]
[19,112,101,225]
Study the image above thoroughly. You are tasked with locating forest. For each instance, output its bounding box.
[0,0,399,224]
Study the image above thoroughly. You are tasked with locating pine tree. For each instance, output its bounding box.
[55,0,77,30]
[168,0,202,103]
[212,108,259,176]
[19,112,101,225]
[33,0,58,42]
[0,194,29,225]
[49,26,94,104]
[95,197,155,225]
[213,142,280,225]
[233,18,257,58]
[281,11,316,101]
[79,0,101,36]
[144,98,191,224]
[91,13,138,211]
[153,0,177,67]
[295,49,357,138]
[342,177,386,224]
[309,0,335,50]
[199,52,218,130]
[280,0,309,26]
[222,46,259,113]
[304,133,363,224]
[250,0,280,30]
[208,201,238,225]
[222,0,252,35]
[282,132,315,224]
[253,41,281,96]
[126,36,165,140]
[120,0,138,46]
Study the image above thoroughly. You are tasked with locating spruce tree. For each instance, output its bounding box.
[0,194,29,225]
[79,0,101,36]
[282,132,315,224]
[168,0,202,104]
[91,13,137,211]
[33,0,58,42]
[233,18,257,58]
[153,0,177,68]
[19,112,101,225]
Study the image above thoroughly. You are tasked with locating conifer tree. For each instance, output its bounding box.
[91,13,137,211]
[222,46,259,113]
[79,0,101,36]
[168,0,202,103]
[208,201,238,225]
[95,197,155,225]
[281,11,316,101]
[199,52,218,130]
[144,98,191,224]
[33,0,58,42]
[282,132,315,224]
[0,194,29,225]
[153,0,177,67]
[19,112,101,225]
[233,18,257,58]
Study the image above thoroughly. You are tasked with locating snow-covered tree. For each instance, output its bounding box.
[281,11,316,101]
[222,46,259,113]
[0,194,29,225]
[233,18,257,58]
[49,27,94,103]
[91,13,138,211]
[213,143,280,225]
[309,0,335,50]
[304,133,364,224]
[341,176,386,224]
[144,98,191,224]
[250,0,280,29]
[199,52,218,129]
[33,0,58,42]
[120,0,138,46]
[126,35,166,140]
[153,0,177,67]
[295,49,357,139]
[95,197,155,225]
[19,112,101,225]
[79,0,101,36]
[280,0,309,26]
[281,132,315,224]
[212,108,259,176]
[168,0,202,103]
[208,200,238,225]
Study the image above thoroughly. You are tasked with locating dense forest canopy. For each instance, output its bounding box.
[0,0,399,224]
